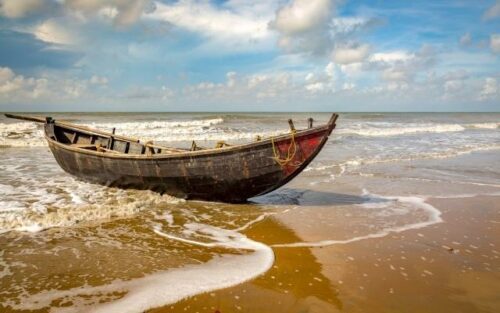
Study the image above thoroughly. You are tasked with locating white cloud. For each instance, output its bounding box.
[0,67,25,94]
[325,62,335,78]
[183,71,298,101]
[63,0,155,26]
[34,19,76,46]
[483,0,500,20]
[124,85,174,100]
[382,68,409,82]
[0,0,44,18]
[490,34,500,53]
[271,0,337,56]
[444,80,463,93]
[342,82,355,90]
[339,63,362,77]
[479,77,498,100]
[146,1,271,40]
[97,6,119,20]
[442,78,465,99]
[0,67,15,84]
[459,32,472,46]
[305,82,325,93]
[369,51,414,63]
[364,45,436,85]
[329,16,382,39]
[272,0,332,35]
[143,0,278,54]
[90,75,109,85]
[226,72,237,88]
[0,70,30,96]
[332,44,370,64]
[330,17,366,35]
[0,67,114,102]
[303,63,337,94]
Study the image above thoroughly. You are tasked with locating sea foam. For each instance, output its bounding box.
[7,216,274,313]
[0,118,287,147]
[338,123,466,137]
[273,191,443,248]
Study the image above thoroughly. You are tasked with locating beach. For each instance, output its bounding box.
[0,113,499,312]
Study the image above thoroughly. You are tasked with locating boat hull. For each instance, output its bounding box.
[46,122,335,203]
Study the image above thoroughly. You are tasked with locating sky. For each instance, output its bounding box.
[0,0,499,112]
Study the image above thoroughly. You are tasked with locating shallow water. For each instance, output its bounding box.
[0,113,499,312]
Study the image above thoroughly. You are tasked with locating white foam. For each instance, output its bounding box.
[272,193,442,248]
[338,123,466,137]
[0,118,288,147]
[0,251,13,279]
[0,176,184,233]
[9,217,275,313]
[0,122,45,147]
[90,118,224,129]
[2,117,498,147]
[430,191,500,199]
[305,143,500,173]
[466,122,499,129]
[233,212,275,232]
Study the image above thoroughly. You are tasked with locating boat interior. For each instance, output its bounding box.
[45,116,320,156]
[5,113,327,156]
[49,121,198,155]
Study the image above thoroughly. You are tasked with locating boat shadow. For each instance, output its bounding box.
[250,188,389,206]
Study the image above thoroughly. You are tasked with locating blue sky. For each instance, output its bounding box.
[0,0,499,112]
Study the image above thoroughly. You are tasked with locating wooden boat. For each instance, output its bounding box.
[5,113,338,202]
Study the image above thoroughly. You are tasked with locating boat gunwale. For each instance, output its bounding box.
[45,115,336,160]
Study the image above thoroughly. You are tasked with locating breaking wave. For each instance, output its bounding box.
[336,122,499,137]
[338,123,460,137]
[0,118,288,147]
[88,117,224,131]
[0,116,498,147]
[466,122,500,129]
[306,143,500,173]
[0,122,44,147]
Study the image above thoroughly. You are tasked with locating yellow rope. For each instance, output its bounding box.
[271,130,297,166]
[215,140,231,148]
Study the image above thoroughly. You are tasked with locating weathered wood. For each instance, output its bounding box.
[4,113,46,123]
[5,113,339,202]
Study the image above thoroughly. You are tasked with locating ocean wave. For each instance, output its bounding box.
[305,143,500,173]
[0,122,45,147]
[0,155,185,233]
[337,122,499,138]
[338,123,466,137]
[0,118,289,147]
[466,122,499,129]
[88,117,224,130]
[1,117,498,148]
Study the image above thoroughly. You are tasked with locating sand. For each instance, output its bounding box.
[152,195,500,313]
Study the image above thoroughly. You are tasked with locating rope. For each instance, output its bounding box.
[271,129,297,166]
[215,141,231,148]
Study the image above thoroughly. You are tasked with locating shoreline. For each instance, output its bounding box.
[151,194,500,312]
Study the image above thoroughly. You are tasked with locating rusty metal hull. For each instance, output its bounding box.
[43,114,337,202]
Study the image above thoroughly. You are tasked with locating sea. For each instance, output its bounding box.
[0,112,499,312]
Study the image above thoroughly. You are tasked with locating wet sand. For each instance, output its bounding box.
[154,195,500,313]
